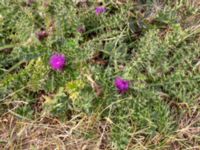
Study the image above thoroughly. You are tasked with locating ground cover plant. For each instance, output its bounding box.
[0,0,200,149]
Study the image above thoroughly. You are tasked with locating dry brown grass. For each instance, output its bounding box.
[0,113,113,150]
[1,106,199,150]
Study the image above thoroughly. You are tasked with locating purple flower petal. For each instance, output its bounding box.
[115,77,129,94]
[49,53,66,71]
[95,6,106,15]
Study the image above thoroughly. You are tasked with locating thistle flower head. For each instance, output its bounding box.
[36,30,48,41]
[77,25,86,33]
[49,53,66,71]
[95,6,106,15]
[115,77,129,94]
[27,0,36,6]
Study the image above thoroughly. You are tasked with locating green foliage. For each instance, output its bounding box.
[43,87,71,120]
[0,0,200,149]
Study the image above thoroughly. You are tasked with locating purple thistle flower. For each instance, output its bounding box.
[95,6,106,15]
[49,53,66,71]
[36,30,48,41]
[115,77,129,94]
[27,0,36,6]
[77,25,86,33]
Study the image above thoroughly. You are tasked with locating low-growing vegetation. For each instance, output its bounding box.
[0,0,200,149]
